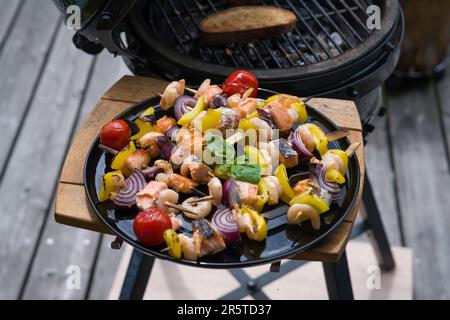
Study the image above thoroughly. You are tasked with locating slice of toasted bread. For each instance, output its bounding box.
[199,6,297,45]
[226,0,263,5]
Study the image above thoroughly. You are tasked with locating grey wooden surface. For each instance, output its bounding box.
[0,1,448,299]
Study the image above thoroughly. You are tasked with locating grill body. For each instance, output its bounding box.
[122,0,403,127]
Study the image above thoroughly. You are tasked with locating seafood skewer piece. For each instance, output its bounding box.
[167,174,199,193]
[208,177,223,206]
[160,79,185,110]
[192,218,226,258]
[181,197,213,219]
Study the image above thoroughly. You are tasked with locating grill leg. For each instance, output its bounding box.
[119,249,155,300]
[322,251,354,300]
[361,172,396,271]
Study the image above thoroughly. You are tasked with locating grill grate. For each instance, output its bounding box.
[147,0,375,69]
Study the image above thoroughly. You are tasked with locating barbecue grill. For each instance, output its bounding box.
[55,0,403,128]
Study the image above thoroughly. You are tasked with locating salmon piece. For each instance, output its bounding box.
[192,219,226,257]
[268,101,293,133]
[236,181,258,206]
[235,98,258,119]
[136,180,168,211]
[157,116,177,134]
[293,179,313,194]
[168,174,199,193]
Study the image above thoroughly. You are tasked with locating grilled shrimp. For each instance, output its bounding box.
[136,181,168,211]
[235,181,258,206]
[157,189,180,214]
[168,174,198,193]
[178,234,197,261]
[298,125,315,151]
[160,79,185,110]
[181,197,213,219]
[180,155,200,177]
[321,152,345,173]
[156,116,177,134]
[208,177,222,206]
[195,79,223,104]
[287,204,320,230]
[155,173,170,184]
[263,176,282,205]
[123,149,150,175]
[139,132,164,158]
[250,117,273,141]
[227,94,241,108]
[154,160,174,175]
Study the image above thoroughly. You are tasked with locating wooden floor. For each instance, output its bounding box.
[0,2,449,299]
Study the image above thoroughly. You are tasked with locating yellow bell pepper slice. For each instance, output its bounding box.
[325,168,346,184]
[163,229,182,260]
[246,110,259,120]
[264,94,280,104]
[199,108,221,132]
[130,118,157,141]
[241,206,268,241]
[328,149,349,172]
[98,170,123,202]
[253,178,269,212]
[291,102,308,122]
[238,119,255,132]
[111,141,136,171]
[274,164,294,200]
[177,96,205,126]
[304,123,329,156]
[245,146,268,168]
[289,191,330,214]
[139,106,155,119]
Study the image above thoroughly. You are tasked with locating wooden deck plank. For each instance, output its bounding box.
[0,0,22,50]
[23,53,129,299]
[365,113,402,246]
[0,25,94,299]
[0,1,60,175]
[387,81,450,299]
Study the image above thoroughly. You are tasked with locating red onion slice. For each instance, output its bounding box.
[156,136,176,160]
[315,164,341,202]
[257,109,276,129]
[141,166,164,182]
[114,170,146,209]
[174,95,197,120]
[222,178,242,209]
[288,130,313,160]
[212,206,241,245]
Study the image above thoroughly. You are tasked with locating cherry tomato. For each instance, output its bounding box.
[222,70,259,98]
[133,208,172,247]
[100,119,131,151]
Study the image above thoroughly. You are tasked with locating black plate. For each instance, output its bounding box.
[84,92,360,269]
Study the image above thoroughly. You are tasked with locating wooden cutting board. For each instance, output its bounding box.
[54,75,365,263]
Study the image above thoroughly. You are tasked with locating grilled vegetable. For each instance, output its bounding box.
[134,208,172,246]
[223,70,258,98]
[199,108,221,132]
[110,141,137,172]
[98,170,124,202]
[289,189,330,214]
[274,164,294,202]
[174,95,197,121]
[223,178,242,209]
[238,206,267,242]
[212,206,241,245]
[114,169,147,209]
[100,119,131,151]
[178,96,206,126]
[230,163,261,184]
[164,229,182,260]
[209,94,228,109]
[253,178,270,212]
[130,118,156,141]
[218,108,239,131]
